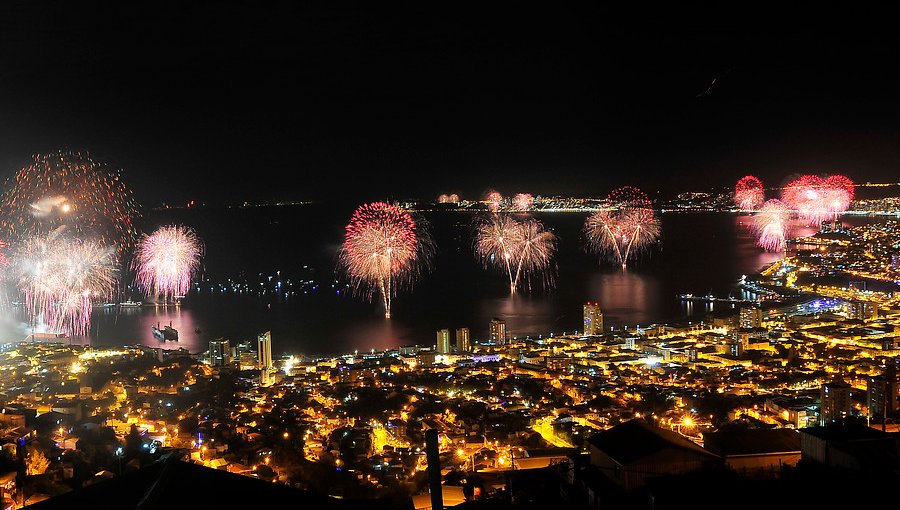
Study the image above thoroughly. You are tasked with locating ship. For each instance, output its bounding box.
[119,300,143,308]
[152,321,179,341]
[28,332,68,343]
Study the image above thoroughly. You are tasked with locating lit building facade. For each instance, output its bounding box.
[489,318,507,345]
[209,339,231,367]
[436,329,451,354]
[584,302,603,335]
[258,331,273,371]
[456,328,470,353]
[820,380,852,425]
[867,375,899,422]
[739,306,763,329]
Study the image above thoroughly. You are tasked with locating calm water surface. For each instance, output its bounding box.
[2,206,882,356]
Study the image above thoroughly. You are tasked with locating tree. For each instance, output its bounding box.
[26,446,50,476]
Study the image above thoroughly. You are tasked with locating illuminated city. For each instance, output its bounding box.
[0,4,897,510]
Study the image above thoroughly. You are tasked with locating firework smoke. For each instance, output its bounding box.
[0,151,140,258]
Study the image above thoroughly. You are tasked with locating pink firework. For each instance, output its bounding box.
[340,202,432,318]
[11,229,116,336]
[448,194,460,203]
[513,193,533,211]
[134,225,203,302]
[438,194,450,203]
[782,175,825,224]
[823,174,854,216]
[754,199,790,252]
[782,174,854,224]
[734,175,765,210]
[486,191,503,212]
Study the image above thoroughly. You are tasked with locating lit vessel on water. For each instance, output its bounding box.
[152,322,179,341]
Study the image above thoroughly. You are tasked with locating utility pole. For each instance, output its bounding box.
[425,429,442,510]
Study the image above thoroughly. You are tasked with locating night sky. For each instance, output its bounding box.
[1,3,898,206]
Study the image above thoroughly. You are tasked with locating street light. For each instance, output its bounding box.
[115,446,124,475]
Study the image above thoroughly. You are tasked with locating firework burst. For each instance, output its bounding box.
[475,214,556,293]
[734,175,765,210]
[782,174,854,225]
[513,193,533,211]
[607,186,652,208]
[475,214,519,287]
[823,174,854,217]
[10,229,116,336]
[134,226,203,302]
[754,199,790,252]
[0,151,141,258]
[486,191,503,212]
[584,187,660,270]
[339,202,432,318]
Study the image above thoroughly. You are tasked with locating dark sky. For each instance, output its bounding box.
[1,3,898,206]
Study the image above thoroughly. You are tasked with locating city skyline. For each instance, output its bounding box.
[2,4,900,508]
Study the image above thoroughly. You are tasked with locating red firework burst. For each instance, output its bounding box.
[782,174,853,224]
[339,202,432,318]
[607,186,652,209]
[734,175,765,210]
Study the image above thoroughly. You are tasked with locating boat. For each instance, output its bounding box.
[152,322,179,341]
[28,332,68,343]
[119,300,143,308]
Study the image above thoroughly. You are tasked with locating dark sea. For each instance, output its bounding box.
[2,205,886,356]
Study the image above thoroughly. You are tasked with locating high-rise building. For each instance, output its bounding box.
[584,302,603,335]
[739,306,763,329]
[209,339,231,367]
[258,331,273,371]
[867,376,899,422]
[489,318,507,345]
[436,329,451,354]
[820,379,852,425]
[456,328,470,353]
[728,339,744,357]
[849,300,877,321]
